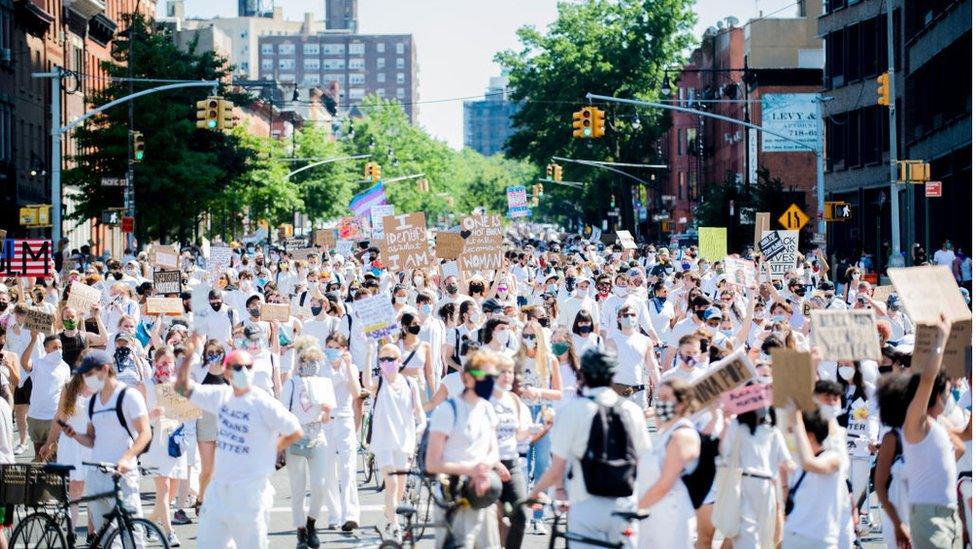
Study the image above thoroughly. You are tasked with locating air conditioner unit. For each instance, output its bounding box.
[0,48,10,63]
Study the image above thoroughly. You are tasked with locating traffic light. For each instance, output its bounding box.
[196,97,220,129]
[130,131,144,162]
[546,164,554,179]
[533,182,543,196]
[553,164,563,182]
[572,107,594,138]
[876,74,890,106]
[416,178,429,192]
[592,107,606,138]
[825,201,852,221]
[572,109,585,138]
[364,161,381,182]
[897,160,931,183]
[218,99,236,130]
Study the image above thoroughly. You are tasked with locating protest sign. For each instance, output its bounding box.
[284,237,307,250]
[153,247,179,270]
[336,240,354,257]
[688,349,756,409]
[382,212,429,271]
[761,230,798,280]
[207,245,232,281]
[721,383,772,415]
[338,217,367,241]
[156,383,203,421]
[260,303,291,323]
[697,227,727,262]
[440,261,460,281]
[913,319,972,379]
[770,349,816,411]
[616,230,637,250]
[810,310,882,361]
[146,297,184,315]
[313,229,336,249]
[723,257,756,287]
[758,230,786,260]
[191,283,210,317]
[458,214,504,271]
[354,293,397,340]
[370,205,395,240]
[872,285,895,303]
[290,248,320,261]
[754,212,770,249]
[153,270,181,295]
[66,282,101,313]
[507,186,530,218]
[435,232,465,260]
[24,308,54,334]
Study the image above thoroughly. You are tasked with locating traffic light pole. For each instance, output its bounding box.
[32,67,219,245]
[285,154,371,180]
[586,92,827,242]
[885,0,904,267]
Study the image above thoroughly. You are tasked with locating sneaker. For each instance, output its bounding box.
[856,514,871,537]
[13,443,25,456]
[146,528,159,542]
[530,520,548,535]
[341,520,358,533]
[172,509,191,525]
[167,532,181,547]
[384,522,402,543]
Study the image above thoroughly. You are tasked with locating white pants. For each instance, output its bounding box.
[286,442,329,528]
[85,470,143,533]
[570,495,640,549]
[323,417,360,524]
[732,476,777,549]
[197,477,273,549]
[638,488,694,549]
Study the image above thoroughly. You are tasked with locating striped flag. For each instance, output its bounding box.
[349,182,387,219]
[0,239,55,278]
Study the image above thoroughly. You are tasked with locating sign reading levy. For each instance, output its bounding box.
[810,310,882,361]
[761,93,820,152]
[153,270,181,295]
[458,214,504,271]
[67,282,101,313]
[688,350,756,409]
[761,230,798,280]
[506,186,530,218]
[382,212,429,271]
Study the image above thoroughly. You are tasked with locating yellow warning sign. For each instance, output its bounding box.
[778,203,809,231]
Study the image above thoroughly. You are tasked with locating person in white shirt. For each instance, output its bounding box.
[647,281,674,342]
[557,276,600,331]
[174,336,303,549]
[20,332,71,458]
[239,324,281,397]
[933,240,956,267]
[201,289,240,350]
[415,291,446,384]
[301,296,339,350]
[605,305,660,408]
[490,354,531,548]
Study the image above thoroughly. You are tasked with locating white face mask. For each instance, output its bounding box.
[819,402,843,419]
[394,295,408,305]
[84,373,105,392]
[493,329,511,346]
[48,349,64,364]
[613,286,628,298]
[413,276,424,287]
[231,367,254,390]
[620,316,637,329]
[838,366,855,381]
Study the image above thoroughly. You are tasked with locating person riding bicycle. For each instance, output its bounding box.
[60,349,151,543]
[425,351,511,549]
[529,348,651,548]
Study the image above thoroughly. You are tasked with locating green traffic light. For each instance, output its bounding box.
[135,152,144,160]
[207,120,218,129]
[583,128,592,137]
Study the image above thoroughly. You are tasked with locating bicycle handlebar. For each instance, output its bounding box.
[82,461,157,476]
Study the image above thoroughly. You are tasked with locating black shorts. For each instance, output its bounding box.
[13,378,31,406]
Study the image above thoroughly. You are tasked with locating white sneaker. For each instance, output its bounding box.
[530,520,548,535]
[385,522,402,543]
[13,443,26,455]
[167,532,181,547]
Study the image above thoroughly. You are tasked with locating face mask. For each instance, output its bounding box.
[819,402,843,420]
[574,288,585,298]
[48,348,64,363]
[522,335,537,350]
[112,272,123,280]
[231,367,254,390]
[838,366,855,381]
[493,330,511,346]
[420,304,432,316]
[62,319,77,331]
[613,286,628,297]
[620,316,637,329]
[208,301,222,312]
[297,361,320,377]
[248,307,261,318]
[324,348,342,363]
[371,267,383,277]
[379,360,398,376]
[497,286,509,295]
[114,346,132,370]
[446,284,459,295]
[154,363,174,383]
[205,352,224,365]
[469,312,483,324]
[394,296,408,305]
[413,276,425,287]
[758,375,773,385]
[310,306,323,316]
[719,329,734,337]
[654,400,676,423]
[552,342,570,356]
[84,373,105,392]
[547,284,558,294]
[577,324,593,335]
[629,286,642,295]
[473,376,496,399]
[407,324,421,335]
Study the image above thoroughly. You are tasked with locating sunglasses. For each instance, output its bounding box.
[229,363,253,371]
[378,356,398,363]
[467,369,496,381]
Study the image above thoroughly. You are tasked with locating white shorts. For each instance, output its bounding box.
[374,448,410,471]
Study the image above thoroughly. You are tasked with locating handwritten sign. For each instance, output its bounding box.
[435,232,465,260]
[290,248,320,261]
[697,227,727,262]
[153,248,179,270]
[338,216,367,241]
[153,270,181,295]
[440,261,460,281]
[458,214,504,271]
[24,308,54,334]
[313,229,336,249]
[156,383,203,421]
[336,240,354,257]
[616,230,637,250]
[770,349,817,411]
[753,212,770,249]
[507,186,530,218]
[758,230,786,260]
[721,383,772,414]
[207,245,232,281]
[355,293,397,340]
[688,349,756,409]
[761,230,799,280]
[146,297,184,315]
[260,303,291,322]
[370,205,395,240]
[723,257,756,287]
[810,310,881,361]
[382,212,429,271]
[872,285,895,303]
[66,282,101,313]
[914,320,972,379]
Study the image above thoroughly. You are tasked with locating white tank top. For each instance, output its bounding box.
[903,419,958,507]
[321,362,354,418]
[609,331,650,386]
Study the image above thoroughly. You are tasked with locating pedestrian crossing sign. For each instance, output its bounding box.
[778,203,809,231]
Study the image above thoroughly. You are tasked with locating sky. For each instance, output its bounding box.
[165,0,803,149]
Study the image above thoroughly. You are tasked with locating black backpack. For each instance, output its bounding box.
[417,398,458,474]
[88,387,151,456]
[679,430,718,509]
[579,398,637,498]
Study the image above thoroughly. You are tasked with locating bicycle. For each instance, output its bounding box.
[4,461,169,549]
[523,498,647,549]
[376,470,462,549]
[358,381,384,491]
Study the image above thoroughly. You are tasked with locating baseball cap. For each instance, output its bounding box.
[703,307,723,321]
[74,350,112,375]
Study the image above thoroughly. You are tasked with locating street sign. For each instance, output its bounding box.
[925,181,942,198]
[101,177,127,187]
[121,216,134,233]
[778,203,809,230]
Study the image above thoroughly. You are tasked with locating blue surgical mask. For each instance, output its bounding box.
[420,304,432,316]
[325,348,342,363]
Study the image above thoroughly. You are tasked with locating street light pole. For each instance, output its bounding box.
[885,0,904,267]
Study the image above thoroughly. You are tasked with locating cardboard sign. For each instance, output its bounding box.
[153,270,181,295]
[697,227,727,262]
[872,285,895,303]
[153,248,179,270]
[721,383,772,414]
[616,230,637,250]
[770,349,817,411]
[435,232,465,260]
[24,308,54,334]
[355,293,397,340]
[688,350,756,409]
[314,229,336,249]
[887,266,971,324]
[260,303,291,322]
[723,257,756,287]
[156,383,203,421]
[336,240,354,257]
[440,261,460,281]
[458,214,504,271]
[382,212,429,271]
[370,204,395,240]
[207,245,232,281]
[810,310,882,361]
[337,216,367,241]
[914,320,972,379]
[753,212,770,249]
[66,282,101,313]
[762,230,799,280]
[290,248,320,261]
[146,297,184,315]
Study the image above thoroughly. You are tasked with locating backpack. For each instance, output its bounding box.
[417,397,458,474]
[579,398,638,498]
[88,387,151,456]
[679,430,719,509]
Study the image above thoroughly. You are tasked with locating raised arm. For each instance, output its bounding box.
[904,314,951,444]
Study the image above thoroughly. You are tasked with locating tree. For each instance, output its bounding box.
[62,14,253,244]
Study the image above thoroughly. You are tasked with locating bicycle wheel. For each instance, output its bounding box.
[377,541,401,549]
[415,490,434,540]
[100,517,169,549]
[363,452,376,485]
[9,512,68,549]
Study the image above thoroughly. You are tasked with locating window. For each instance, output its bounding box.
[349,42,364,54]
[676,129,685,156]
[689,171,699,199]
[278,59,295,70]
[349,58,365,70]
[349,74,365,85]
[303,43,319,55]
[395,42,404,54]
[396,73,405,84]
[322,43,345,55]
[376,89,386,98]
[278,43,295,55]
[396,87,405,98]
[686,128,698,155]
[279,73,294,83]
[304,58,320,70]
[376,73,385,83]
[261,59,272,69]
[323,59,345,70]
[678,172,686,200]
[376,42,385,53]
[260,43,273,55]
[377,58,385,69]
[396,57,404,69]
[303,74,321,85]
[0,101,12,163]
[349,88,365,99]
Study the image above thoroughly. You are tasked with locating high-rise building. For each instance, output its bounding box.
[325,0,357,32]
[239,0,274,18]
[463,76,519,156]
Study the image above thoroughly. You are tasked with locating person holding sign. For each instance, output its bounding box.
[19,331,71,459]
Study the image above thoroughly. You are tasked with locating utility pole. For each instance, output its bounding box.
[50,68,62,245]
[125,0,142,252]
[885,0,904,267]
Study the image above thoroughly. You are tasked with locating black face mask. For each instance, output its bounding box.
[577,324,593,334]
[446,284,458,295]
[695,309,707,320]
[248,307,261,318]
[407,325,421,335]
[473,376,496,399]
[112,272,123,280]
[310,306,323,316]
[210,302,222,312]
[793,287,807,297]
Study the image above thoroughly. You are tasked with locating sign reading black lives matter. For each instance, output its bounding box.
[153,270,181,295]
[458,214,504,272]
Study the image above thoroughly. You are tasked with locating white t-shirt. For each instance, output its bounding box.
[492,393,530,461]
[370,375,423,452]
[0,399,13,464]
[28,352,71,420]
[89,384,149,463]
[933,249,956,267]
[608,331,651,387]
[784,448,845,544]
[439,372,464,399]
[250,351,276,396]
[301,317,338,349]
[429,397,498,465]
[279,376,336,442]
[190,384,301,484]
